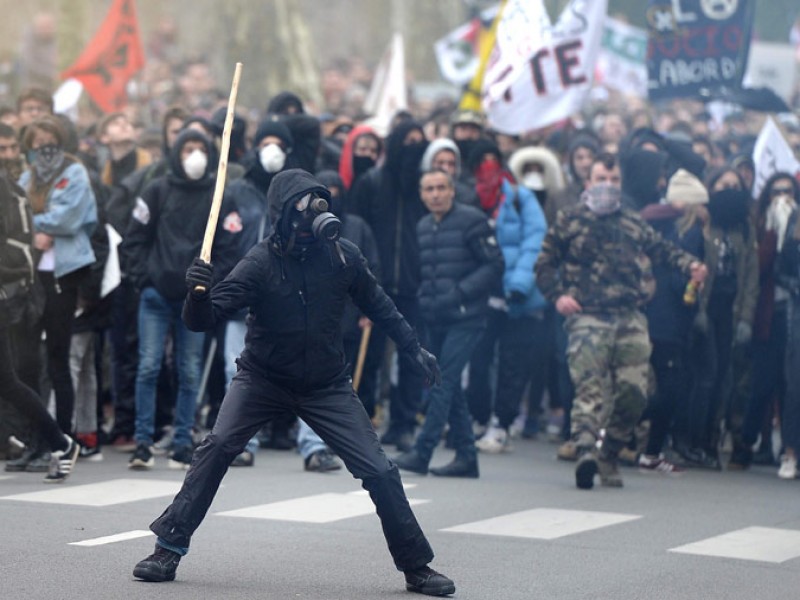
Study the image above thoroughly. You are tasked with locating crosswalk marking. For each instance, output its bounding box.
[669,527,800,563]
[0,479,181,506]
[0,476,14,481]
[69,530,154,547]
[216,491,429,524]
[441,508,641,540]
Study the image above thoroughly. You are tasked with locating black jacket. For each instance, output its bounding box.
[183,169,419,392]
[122,130,240,301]
[350,122,429,297]
[417,203,504,326]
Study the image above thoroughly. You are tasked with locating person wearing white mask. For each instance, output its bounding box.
[122,129,242,471]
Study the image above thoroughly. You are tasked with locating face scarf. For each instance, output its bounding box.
[30,144,64,183]
[583,183,622,216]
[707,189,751,230]
[352,155,375,180]
[475,159,505,216]
[398,142,428,196]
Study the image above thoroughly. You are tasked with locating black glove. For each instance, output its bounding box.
[185,257,213,295]
[412,347,442,387]
[507,290,526,304]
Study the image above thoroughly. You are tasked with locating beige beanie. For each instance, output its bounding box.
[666,169,708,206]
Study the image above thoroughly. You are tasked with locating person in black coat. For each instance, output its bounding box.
[394,169,504,478]
[132,169,455,597]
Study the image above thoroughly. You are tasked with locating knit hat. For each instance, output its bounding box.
[666,169,708,206]
[254,118,294,150]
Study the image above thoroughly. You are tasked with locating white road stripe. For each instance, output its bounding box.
[69,530,154,547]
[217,492,429,523]
[669,527,800,563]
[0,479,181,506]
[442,508,642,540]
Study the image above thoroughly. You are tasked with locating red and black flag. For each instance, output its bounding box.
[61,0,145,112]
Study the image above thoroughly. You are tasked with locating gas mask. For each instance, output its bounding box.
[286,192,341,252]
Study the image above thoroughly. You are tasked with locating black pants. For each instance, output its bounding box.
[643,341,687,456]
[150,368,434,571]
[0,327,66,452]
[372,294,423,434]
[466,308,505,426]
[344,333,380,418]
[39,269,85,435]
[109,280,139,438]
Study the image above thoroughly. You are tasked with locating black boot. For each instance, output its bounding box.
[133,544,182,582]
[429,456,478,478]
[392,449,429,475]
[404,566,455,596]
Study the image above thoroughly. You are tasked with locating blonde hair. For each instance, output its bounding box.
[677,204,709,238]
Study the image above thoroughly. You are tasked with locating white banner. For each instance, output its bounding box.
[482,0,608,134]
[434,5,500,85]
[752,117,800,199]
[596,17,647,98]
[363,33,407,136]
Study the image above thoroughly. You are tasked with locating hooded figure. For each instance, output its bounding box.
[137,167,453,596]
[265,92,320,174]
[507,146,566,224]
[122,129,237,301]
[338,124,382,191]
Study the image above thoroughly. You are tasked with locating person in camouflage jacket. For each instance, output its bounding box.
[534,153,707,490]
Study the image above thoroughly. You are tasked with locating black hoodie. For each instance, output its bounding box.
[182,169,419,391]
[122,129,240,300]
[350,122,428,296]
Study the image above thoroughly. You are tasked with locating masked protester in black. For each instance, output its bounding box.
[133,169,454,597]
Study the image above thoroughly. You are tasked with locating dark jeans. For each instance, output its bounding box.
[466,308,505,426]
[150,369,433,571]
[0,327,66,452]
[39,268,86,435]
[743,304,786,446]
[495,313,549,430]
[109,279,139,438]
[414,323,483,463]
[782,299,800,451]
[643,341,688,455]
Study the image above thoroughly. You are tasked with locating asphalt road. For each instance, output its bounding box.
[2,436,799,600]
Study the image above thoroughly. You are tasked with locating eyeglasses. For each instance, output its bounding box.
[771,187,793,197]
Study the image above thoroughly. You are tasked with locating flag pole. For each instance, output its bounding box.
[195,62,243,292]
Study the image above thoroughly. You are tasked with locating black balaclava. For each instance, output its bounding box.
[384,120,427,197]
[708,188,751,230]
[621,149,667,210]
[266,91,305,115]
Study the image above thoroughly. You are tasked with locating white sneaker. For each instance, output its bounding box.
[475,426,512,453]
[778,455,797,480]
[43,436,80,483]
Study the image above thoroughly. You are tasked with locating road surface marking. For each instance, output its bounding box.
[70,530,154,547]
[442,508,641,540]
[0,479,181,506]
[669,527,800,563]
[217,492,429,523]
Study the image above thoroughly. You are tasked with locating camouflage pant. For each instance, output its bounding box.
[566,311,652,448]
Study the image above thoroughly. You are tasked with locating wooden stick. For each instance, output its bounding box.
[352,322,373,392]
[195,62,243,291]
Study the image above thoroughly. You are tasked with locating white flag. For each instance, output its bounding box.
[363,33,407,136]
[482,0,607,134]
[596,17,647,98]
[752,117,800,199]
[434,5,500,85]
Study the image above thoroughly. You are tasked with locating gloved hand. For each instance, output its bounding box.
[185,257,213,295]
[735,321,752,346]
[507,290,526,304]
[412,347,442,387]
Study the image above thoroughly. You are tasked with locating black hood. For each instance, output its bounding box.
[315,169,346,216]
[622,150,667,210]
[168,129,218,188]
[267,169,332,233]
[266,91,305,115]
[384,120,425,178]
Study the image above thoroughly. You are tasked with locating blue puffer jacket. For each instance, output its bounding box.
[20,161,97,279]
[495,180,547,318]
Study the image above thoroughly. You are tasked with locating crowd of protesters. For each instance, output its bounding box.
[1,36,800,488]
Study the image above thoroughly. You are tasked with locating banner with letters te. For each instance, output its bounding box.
[646,0,754,101]
[482,0,607,134]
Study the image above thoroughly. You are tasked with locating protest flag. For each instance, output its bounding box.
[60,0,145,113]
